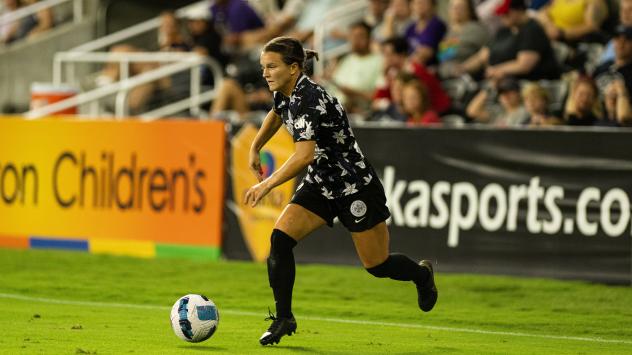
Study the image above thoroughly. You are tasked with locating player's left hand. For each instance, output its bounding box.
[243,180,271,207]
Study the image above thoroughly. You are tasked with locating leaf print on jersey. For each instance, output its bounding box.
[316,98,327,115]
[335,102,344,116]
[314,174,323,183]
[333,129,347,144]
[342,182,358,196]
[355,160,366,169]
[321,186,334,200]
[336,162,348,176]
[314,146,328,163]
[363,175,373,184]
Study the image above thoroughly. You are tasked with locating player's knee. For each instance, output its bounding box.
[270,228,297,257]
[366,257,391,278]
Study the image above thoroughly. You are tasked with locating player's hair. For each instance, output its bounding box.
[263,37,319,70]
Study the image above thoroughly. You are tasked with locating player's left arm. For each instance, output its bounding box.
[244,140,315,207]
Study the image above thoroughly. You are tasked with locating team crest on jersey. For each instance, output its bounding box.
[350,200,367,217]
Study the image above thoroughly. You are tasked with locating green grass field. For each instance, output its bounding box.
[0,249,631,354]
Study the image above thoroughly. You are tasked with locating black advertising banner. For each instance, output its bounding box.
[223,127,632,284]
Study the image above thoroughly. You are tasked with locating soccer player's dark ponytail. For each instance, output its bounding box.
[263,37,319,71]
[304,49,319,64]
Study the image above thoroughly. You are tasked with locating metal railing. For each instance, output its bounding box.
[25,52,223,120]
[68,1,207,53]
[0,0,84,27]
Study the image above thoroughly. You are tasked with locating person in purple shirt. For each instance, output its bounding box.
[404,0,447,66]
[210,0,265,52]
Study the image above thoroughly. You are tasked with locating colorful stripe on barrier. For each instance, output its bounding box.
[0,235,220,261]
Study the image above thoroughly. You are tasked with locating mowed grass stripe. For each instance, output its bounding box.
[1,292,631,346]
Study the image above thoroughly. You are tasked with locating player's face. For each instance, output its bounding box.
[260,51,298,95]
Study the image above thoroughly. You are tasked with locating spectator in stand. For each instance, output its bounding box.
[371,71,417,122]
[402,79,441,125]
[466,77,529,126]
[600,0,632,65]
[182,2,228,70]
[438,0,489,79]
[0,0,19,44]
[522,82,563,126]
[562,76,603,125]
[459,0,560,81]
[375,0,414,42]
[474,0,504,35]
[235,0,305,50]
[404,0,447,65]
[374,37,451,114]
[210,0,265,54]
[364,0,390,28]
[158,10,190,52]
[602,79,632,125]
[594,25,632,125]
[536,0,608,44]
[324,22,384,115]
[3,0,53,43]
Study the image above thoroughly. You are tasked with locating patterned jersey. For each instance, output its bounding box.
[272,74,376,199]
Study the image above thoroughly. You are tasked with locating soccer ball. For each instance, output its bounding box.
[170,294,219,343]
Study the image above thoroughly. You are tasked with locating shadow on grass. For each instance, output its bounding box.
[265,345,325,353]
[177,345,228,351]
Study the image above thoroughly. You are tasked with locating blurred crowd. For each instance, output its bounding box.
[6,0,632,128]
[0,0,54,44]
[194,0,631,127]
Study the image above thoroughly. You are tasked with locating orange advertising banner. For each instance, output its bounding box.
[0,117,225,251]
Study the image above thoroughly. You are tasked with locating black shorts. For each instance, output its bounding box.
[290,178,391,233]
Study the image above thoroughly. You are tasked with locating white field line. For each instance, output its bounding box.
[0,292,631,346]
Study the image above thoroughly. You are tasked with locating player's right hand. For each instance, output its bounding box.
[248,149,264,182]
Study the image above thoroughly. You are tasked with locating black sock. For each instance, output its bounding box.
[366,253,429,285]
[267,229,297,319]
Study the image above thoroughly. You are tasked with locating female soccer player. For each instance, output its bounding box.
[244,37,438,346]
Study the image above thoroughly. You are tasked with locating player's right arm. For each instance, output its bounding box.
[249,109,283,182]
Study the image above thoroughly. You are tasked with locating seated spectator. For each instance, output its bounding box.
[374,37,451,114]
[601,0,632,64]
[364,0,390,29]
[563,76,602,125]
[324,21,383,115]
[94,45,170,115]
[210,0,265,54]
[536,0,608,44]
[475,0,504,35]
[404,0,447,65]
[3,0,53,43]
[158,10,190,52]
[459,0,561,81]
[371,71,417,122]
[182,2,228,69]
[595,25,632,98]
[438,0,489,78]
[0,0,19,44]
[602,78,632,125]
[236,0,304,50]
[402,79,441,125]
[522,82,563,126]
[466,77,529,126]
[375,0,414,42]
